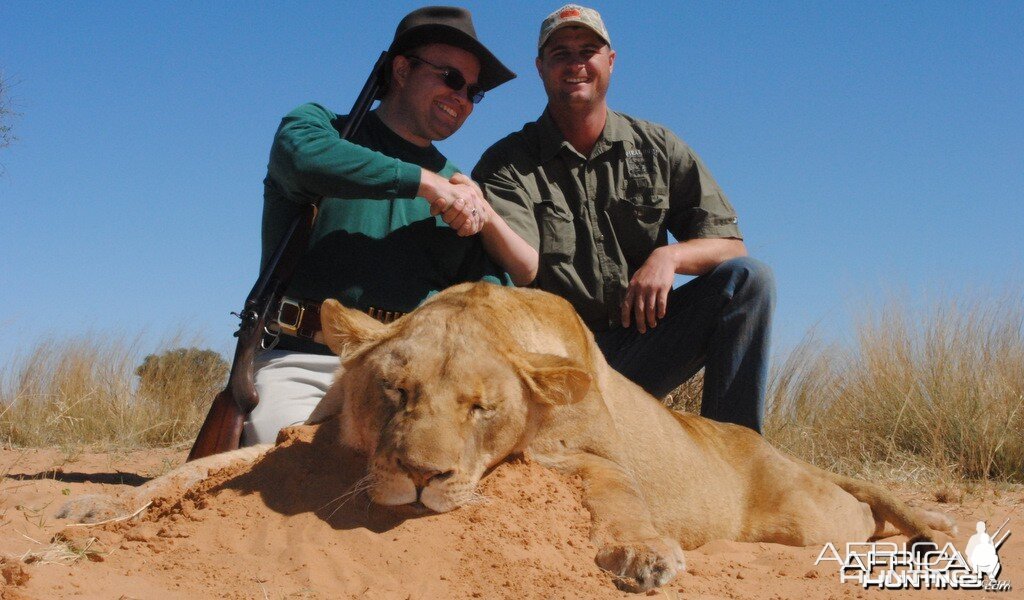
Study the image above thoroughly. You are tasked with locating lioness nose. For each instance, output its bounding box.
[396,458,454,488]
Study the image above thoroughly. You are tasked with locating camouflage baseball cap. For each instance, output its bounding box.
[538,4,611,51]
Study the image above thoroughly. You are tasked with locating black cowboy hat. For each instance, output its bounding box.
[382,6,516,95]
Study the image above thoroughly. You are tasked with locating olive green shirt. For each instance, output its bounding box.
[472,109,741,331]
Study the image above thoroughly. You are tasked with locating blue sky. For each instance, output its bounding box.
[1,1,1021,367]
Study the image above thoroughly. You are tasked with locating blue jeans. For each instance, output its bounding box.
[593,257,775,433]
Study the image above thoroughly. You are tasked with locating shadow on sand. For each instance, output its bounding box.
[209,421,411,533]
[6,471,150,486]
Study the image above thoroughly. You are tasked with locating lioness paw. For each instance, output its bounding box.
[595,538,684,592]
[55,494,127,524]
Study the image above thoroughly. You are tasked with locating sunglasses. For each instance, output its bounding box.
[404,55,485,104]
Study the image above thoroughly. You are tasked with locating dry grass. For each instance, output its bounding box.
[663,290,1023,484]
[0,333,225,450]
[19,533,103,565]
[764,290,1024,484]
[663,370,704,414]
[2,291,1021,487]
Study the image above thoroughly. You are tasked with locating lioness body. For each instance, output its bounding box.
[62,283,952,592]
[575,372,874,547]
[310,283,952,590]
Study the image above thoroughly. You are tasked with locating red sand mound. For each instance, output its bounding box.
[0,424,1020,599]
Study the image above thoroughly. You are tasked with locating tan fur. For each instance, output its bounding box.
[60,284,954,592]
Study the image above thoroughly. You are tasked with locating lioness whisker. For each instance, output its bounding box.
[320,473,377,518]
[325,488,372,519]
[464,491,492,506]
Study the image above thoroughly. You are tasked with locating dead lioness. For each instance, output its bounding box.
[60,282,954,592]
[309,282,954,591]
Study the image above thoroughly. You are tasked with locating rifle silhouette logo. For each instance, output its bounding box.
[966,517,1011,580]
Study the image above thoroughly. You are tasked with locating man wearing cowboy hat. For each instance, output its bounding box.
[244,6,522,445]
[473,5,775,433]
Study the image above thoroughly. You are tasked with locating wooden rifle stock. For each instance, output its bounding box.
[187,389,245,461]
[188,51,387,461]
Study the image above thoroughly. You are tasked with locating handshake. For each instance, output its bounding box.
[418,169,492,237]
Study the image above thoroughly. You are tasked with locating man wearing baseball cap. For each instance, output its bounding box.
[244,6,522,445]
[473,5,775,433]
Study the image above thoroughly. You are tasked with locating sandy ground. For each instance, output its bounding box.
[0,424,1020,600]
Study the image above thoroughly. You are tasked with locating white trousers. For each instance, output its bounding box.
[241,349,342,446]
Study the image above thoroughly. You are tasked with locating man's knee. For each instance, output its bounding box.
[714,256,775,302]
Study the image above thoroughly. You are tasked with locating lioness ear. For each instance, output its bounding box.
[518,352,592,406]
[320,298,386,357]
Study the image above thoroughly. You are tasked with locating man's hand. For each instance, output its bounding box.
[418,169,489,237]
[619,238,748,333]
[621,246,676,333]
[442,173,491,233]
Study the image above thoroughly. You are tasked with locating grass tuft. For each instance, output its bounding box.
[764,290,1024,483]
[663,289,1023,484]
[0,333,225,450]
[19,533,103,565]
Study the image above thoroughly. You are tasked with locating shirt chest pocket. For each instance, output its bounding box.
[536,199,576,261]
[607,192,668,266]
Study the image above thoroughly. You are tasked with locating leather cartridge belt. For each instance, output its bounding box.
[274,297,407,342]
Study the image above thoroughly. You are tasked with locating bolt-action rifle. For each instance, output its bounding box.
[187,52,387,462]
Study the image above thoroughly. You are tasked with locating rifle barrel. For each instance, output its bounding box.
[245,208,307,313]
[339,51,386,139]
[994,530,1010,549]
[990,516,1011,540]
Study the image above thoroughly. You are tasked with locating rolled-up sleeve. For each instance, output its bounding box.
[472,148,541,251]
[664,130,742,241]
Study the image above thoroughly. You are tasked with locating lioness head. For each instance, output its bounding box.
[312,289,591,513]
